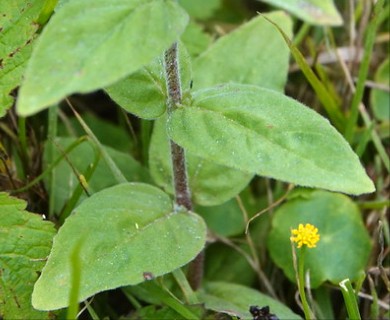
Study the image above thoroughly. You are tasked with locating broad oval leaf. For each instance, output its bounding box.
[167,84,375,195]
[32,183,207,310]
[17,0,188,116]
[149,117,253,206]
[260,0,343,26]
[192,12,292,92]
[267,189,372,287]
[198,281,301,319]
[0,193,56,319]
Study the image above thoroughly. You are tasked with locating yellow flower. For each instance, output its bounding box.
[290,223,320,248]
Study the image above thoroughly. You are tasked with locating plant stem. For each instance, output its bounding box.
[297,248,315,320]
[164,42,204,290]
[67,239,83,320]
[17,116,28,179]
[47,106,58,218]
[164,43,192,210]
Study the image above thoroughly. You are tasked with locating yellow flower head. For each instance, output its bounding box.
[290,223,320,248]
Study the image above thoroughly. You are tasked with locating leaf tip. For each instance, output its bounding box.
[357,177,376,195]
[346,172,376,196]
[15,92,38,117]
[31,284,46,311]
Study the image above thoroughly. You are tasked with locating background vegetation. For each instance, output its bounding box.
[0,0,389,319]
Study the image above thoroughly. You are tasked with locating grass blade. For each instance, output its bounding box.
[262,14,345,131]
[344,0,385,142]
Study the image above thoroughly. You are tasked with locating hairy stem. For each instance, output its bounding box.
[164,42,204,289]
[164,43,191,209]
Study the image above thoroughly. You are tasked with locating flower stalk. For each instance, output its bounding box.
[297,248,315,320]
[291,223,320,320]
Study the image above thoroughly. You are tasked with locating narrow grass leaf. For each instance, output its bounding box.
[370,58,390,122]
[43,137,149,214]
[339,279,362,320]
[72,108,128,184]
[126,281,202,319]
[263,14,345,130]
[344,0,385,142]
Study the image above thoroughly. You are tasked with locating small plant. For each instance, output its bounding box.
[0,0,389,319]
[291,223,321,319]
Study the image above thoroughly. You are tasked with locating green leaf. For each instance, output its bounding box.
[168,83,375,195]
[32,183,207,310]
[344,0,385,142]
[178,0,222,20]
[204,244,257,287]
[371,58,390,122]
[105,42,192,119]
[36,0,58,25]
[267,189,372,287]
[17,0,188,116]
[43,137,150,214]
[259,0,343,26]
[181,21,212,58]
[57,113,134,152]
[339,279,362,320]
[0,0,45,117]
[128,305,203,320]
[196,198,245,237]
[264,15,345,129]
[198,281,301,319]
[149,117,253,206]
[0,193,56,319]
[105,57,166,119]
[192,12,293,92]
[125,281,203,319]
